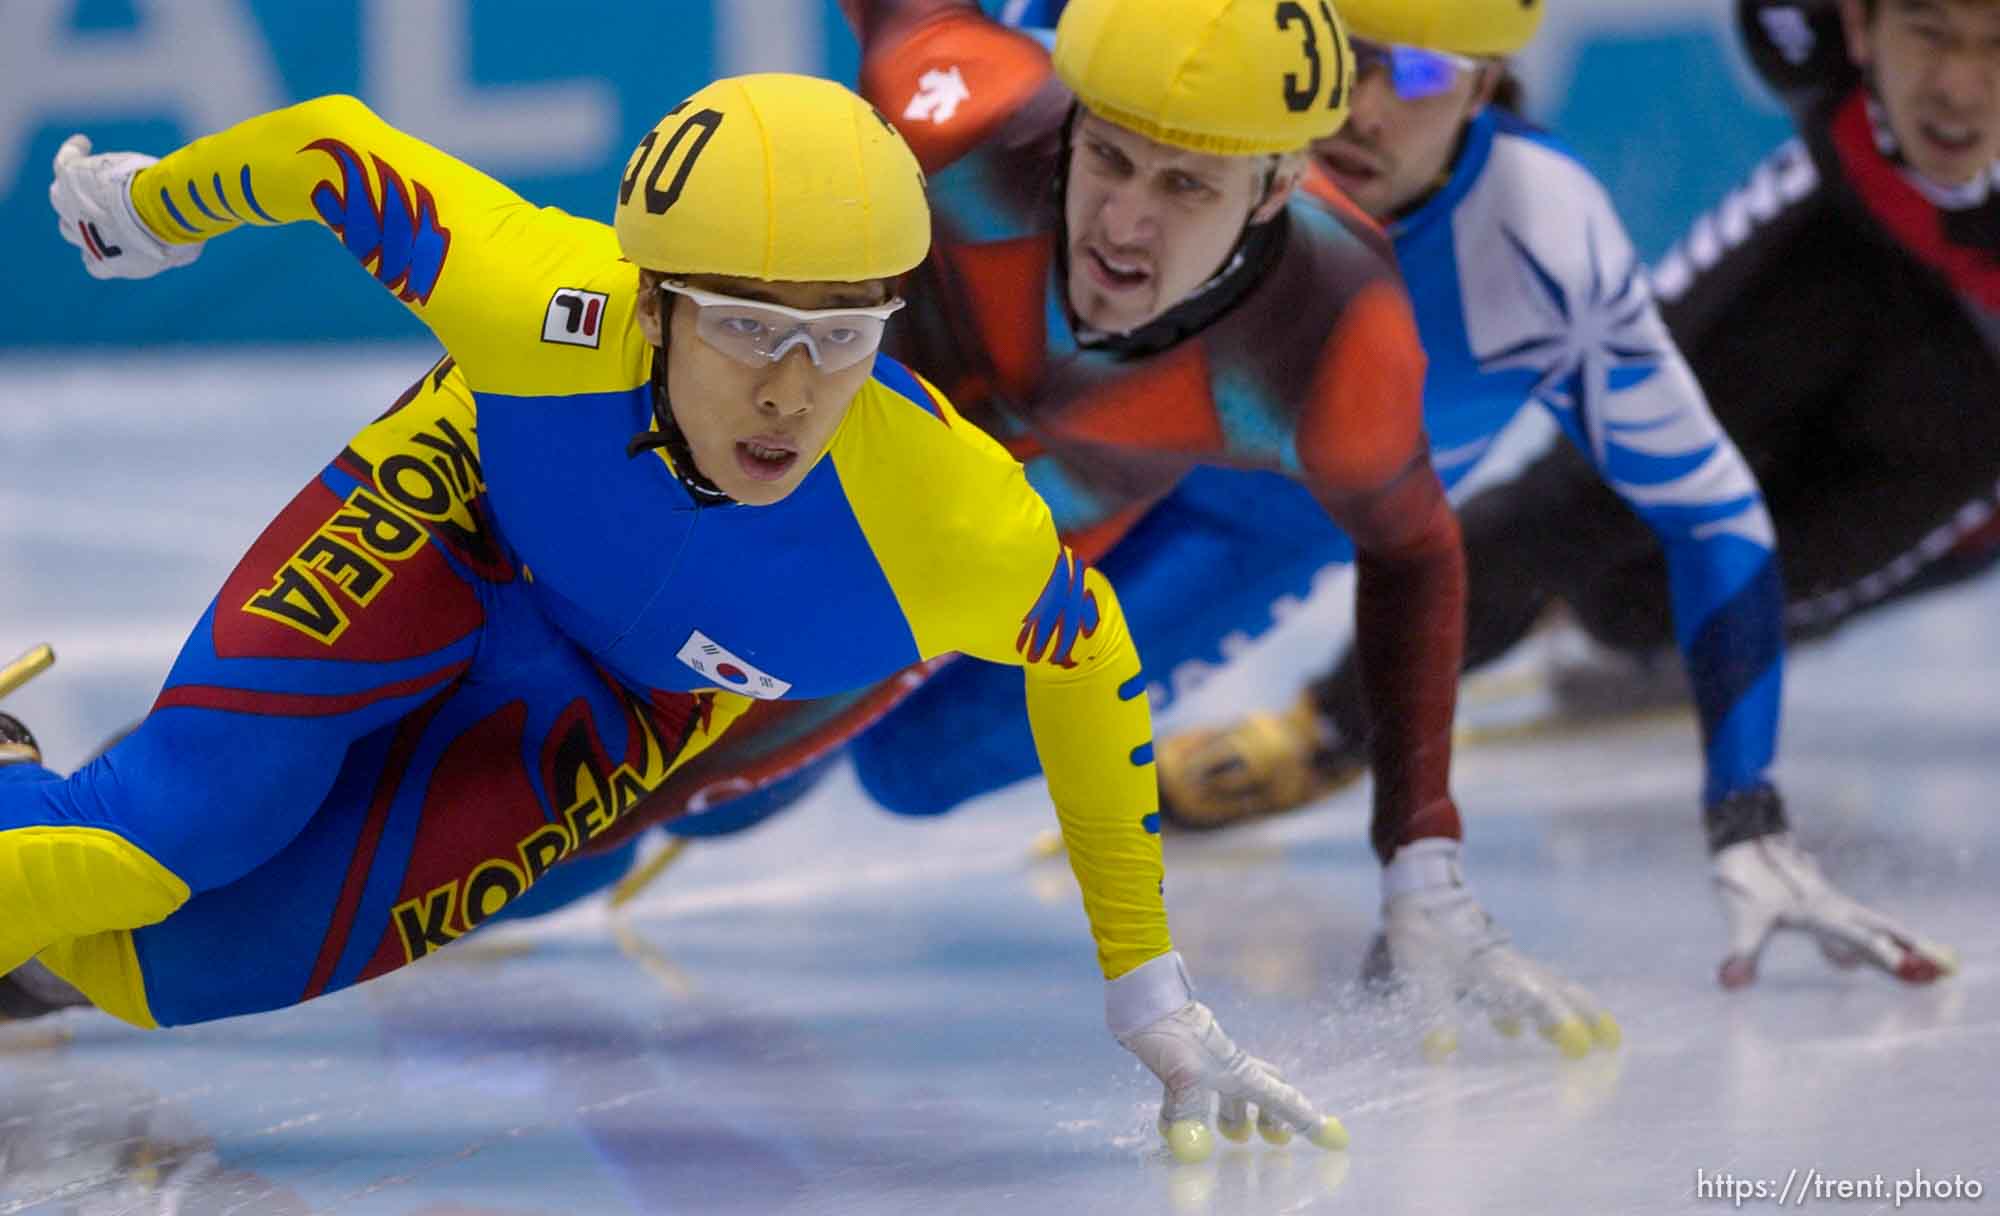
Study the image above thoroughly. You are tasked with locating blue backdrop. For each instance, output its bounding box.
[4,0,1789,350]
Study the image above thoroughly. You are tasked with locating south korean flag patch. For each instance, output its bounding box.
[677,630,793,700]
[542,288,607,348]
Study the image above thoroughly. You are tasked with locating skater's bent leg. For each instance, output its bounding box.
[0,371,494,975]
[83,632,733,1028]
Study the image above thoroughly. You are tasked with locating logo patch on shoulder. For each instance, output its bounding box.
[904,66,971,124]
[542,288,607,348]
[676,630,793,700]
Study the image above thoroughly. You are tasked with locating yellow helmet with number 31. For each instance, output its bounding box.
[612,73,931,284]
[1052,0,1353,156]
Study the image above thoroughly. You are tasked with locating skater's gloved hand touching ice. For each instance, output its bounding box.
[49,135,201,280]
[1108,952,1347,1163]
[1709,788,1957,988]
[1372,839,1620,1060]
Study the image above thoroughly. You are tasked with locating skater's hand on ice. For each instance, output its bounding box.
[1713,832,1958,988]
[1374,839,1620,1061]
[1107,953,1346,1163]
[49,135,201,280]
[1120,1004,1347,1164]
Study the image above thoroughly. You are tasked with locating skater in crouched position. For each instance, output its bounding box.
[13,72,1340,1161]
[1159,0,1969,987]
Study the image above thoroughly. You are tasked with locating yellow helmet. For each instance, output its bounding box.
[1052,0,1352,156]
[1336,0,1544,57]
[613,73,930,283]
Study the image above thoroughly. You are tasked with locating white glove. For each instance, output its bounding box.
[1108,952,1347,1163]
[1374,838,1620,1060]
[49,134,201,280]
[1713,832,1958,988]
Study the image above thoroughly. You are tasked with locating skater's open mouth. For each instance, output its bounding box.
[735,435,799,481]
[1080,242,1154,293]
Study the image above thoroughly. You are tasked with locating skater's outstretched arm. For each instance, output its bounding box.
[51,96,636,395]
[1525,170,1783,811]
[860,368,1167,980]
[868,368,1345,1162]
[1293,279,1469,866]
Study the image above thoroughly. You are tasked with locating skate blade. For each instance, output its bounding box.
[611,910,698,1000]
[0,644,55,704]
[609,837,690,909]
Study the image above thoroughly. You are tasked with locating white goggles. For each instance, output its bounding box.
[661,281,906,373]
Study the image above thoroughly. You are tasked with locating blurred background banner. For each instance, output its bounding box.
[4,0,1791,350]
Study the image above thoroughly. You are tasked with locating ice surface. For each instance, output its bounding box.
[1,352,1993,1214]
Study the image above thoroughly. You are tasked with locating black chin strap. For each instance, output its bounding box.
[626,338,732,505]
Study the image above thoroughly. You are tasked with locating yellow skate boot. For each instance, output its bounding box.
[1155,692,1363,831]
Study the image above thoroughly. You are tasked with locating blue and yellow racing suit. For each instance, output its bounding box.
[0,95,1165,1027]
